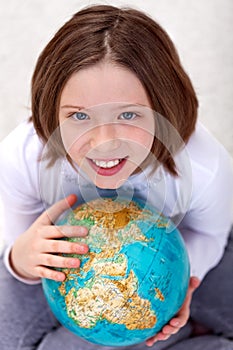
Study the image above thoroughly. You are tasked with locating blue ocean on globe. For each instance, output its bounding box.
[42,197,190,347]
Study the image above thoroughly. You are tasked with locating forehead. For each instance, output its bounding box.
[60,62,151,109]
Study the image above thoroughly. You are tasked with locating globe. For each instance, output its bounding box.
[42,197,190,347]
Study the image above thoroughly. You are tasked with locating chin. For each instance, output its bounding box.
[94,182,120,190]
[94,178,127,190]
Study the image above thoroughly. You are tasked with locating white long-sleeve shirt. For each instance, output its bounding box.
[0,120,232,283]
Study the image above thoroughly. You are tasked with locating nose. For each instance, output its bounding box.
[90,123,121,152]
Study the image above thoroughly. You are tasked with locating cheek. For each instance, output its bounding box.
[60,121,90,159]
[129,129,154,154]
[140,131,154,148]
[68,138,91,161]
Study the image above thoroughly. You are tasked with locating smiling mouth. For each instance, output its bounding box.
[92,159,124,168]
[88,157,127,176]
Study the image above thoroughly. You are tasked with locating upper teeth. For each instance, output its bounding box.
[92,159,121,168]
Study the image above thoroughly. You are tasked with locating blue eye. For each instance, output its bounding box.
[119,112,137,120]
[71,112,89,120]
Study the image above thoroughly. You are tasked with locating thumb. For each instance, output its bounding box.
[36,194,77,226]
[190,276,200,293]
[185,276,200,307]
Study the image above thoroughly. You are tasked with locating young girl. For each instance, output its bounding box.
[0,4,232,350]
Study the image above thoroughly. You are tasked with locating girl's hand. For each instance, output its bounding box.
[146,276,200,347]
[10,194,89,282]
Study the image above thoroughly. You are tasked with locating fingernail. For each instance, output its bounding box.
[78,226,88,235]
[70,259,79,267]
[79,244,88,253]
[147,341,155,347]
[56,273,66,281]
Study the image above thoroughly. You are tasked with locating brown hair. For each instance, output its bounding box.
[31,4,198,175]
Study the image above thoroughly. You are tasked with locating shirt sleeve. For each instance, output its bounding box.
[0,122,44,284]
[179,143,233,280]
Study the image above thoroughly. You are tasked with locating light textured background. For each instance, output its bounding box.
[0,0,233,249]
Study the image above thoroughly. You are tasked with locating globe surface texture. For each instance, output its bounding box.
[42,197,190,347]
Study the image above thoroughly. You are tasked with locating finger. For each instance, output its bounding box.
[170,317,183,327]
[170,310,189,329]
[35,266,66,282]
[59,225,88,237]
[169,276,201,328]
[181,276,200,310]
[162,324,180,335]
[154,333,170,341]
[35,194,77,226]
[40,254,81,269]
[190,276,200,290]
[170,313,188,328]
[146,332,169,346]
[146,277,201,347]
[39,225,88,239]
[146,337,158,347]
[41,240,89,255]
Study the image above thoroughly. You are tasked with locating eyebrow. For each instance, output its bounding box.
[60,103,150,111]
[60,105,85,110]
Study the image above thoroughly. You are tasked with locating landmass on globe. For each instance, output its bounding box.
[58,199,166,331]
[42,197,190,347]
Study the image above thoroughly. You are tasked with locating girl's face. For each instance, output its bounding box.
[59,62,155,189]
